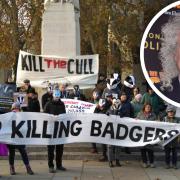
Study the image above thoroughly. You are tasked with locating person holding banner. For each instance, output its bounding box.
[8,102,34,175]
[163,105,180,169]
[137,103,156,168]
[91,90,101,153]
[28,91,40,112]
[107,98,122,167]
[44,89,66,173]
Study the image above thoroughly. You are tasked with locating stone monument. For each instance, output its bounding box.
[42,0,80,56]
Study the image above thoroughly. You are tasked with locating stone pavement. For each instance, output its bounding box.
[0,160,180,180]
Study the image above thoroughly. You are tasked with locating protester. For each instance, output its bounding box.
[91,90,101,153]
[107,98,122,167]
[163,105,180,169]
[136,103,156,168]
[59,84,70,98]
[8,102,34,175]
[69,85,86,101]
[41,84,53,110]
[93,95,112,162]
[141,86,165,117]
[119,92,134,118]
[28,91,40,112]
[44,89,66,173]
[119,92,134,154]
[95,74,107,96]
[23,79,35,94]
[131,94,143,117]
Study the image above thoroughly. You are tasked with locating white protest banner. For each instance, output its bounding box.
[0,112,179,146]
[61,99,96,113]
[16,51,99,88]
[13,92,28,107]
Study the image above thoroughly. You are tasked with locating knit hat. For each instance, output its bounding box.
[135,94,142,102]
[124,75,135,88]
[166,105,176,113]
[23,79,30,83]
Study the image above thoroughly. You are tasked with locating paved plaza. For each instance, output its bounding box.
[0,160,180,180]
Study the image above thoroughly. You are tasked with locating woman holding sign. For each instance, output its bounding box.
[8,102,34,175]
[137,103,156,168]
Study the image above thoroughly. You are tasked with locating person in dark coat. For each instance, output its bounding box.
[44,89,66,173]
[107,98,122,167]
[28,92,40,112]
[119,92,134,118]
[41,84,53,110]
[8,102,34,175]
[163,105,180,169]
[23,79,35,94]
[94,97,112,162]
[119,92,134,154]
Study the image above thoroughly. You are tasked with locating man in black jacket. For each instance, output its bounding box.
[41,85,53,110]
[44,89,66,173]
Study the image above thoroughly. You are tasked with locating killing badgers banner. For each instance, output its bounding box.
[0,112,179,146]
[16,51,99,88]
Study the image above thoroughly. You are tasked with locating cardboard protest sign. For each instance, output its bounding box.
[0,84,16,113]
[62,99,96,113]
[13,92,28,107]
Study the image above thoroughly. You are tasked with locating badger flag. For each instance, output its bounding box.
[0,112,179,146]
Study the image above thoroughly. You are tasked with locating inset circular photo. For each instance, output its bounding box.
[141,1,180,107]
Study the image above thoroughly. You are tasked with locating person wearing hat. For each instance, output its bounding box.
[163,105,180,169]
[131,93,143,118]
[44,89,66,173]
[23,79,35,94]
[8,102,34,175]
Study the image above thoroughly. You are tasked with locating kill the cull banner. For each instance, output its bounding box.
[0,112,179,147]
[16,51,99,88]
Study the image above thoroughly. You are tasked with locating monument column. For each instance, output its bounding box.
[42,0,80,56]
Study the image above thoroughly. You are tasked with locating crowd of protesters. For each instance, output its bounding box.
[1,72,180,176]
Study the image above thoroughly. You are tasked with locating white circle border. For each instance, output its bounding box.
[140,1,180,108]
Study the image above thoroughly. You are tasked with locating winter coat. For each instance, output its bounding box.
[41,92,53,110]
[119,101,134,118]
[28,97,40,112]
[136,111,156,121]
[44,99,66,115]
[131,100,143,118]
[163,116,180,148]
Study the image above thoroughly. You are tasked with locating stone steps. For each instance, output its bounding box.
[1,143,180,161]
